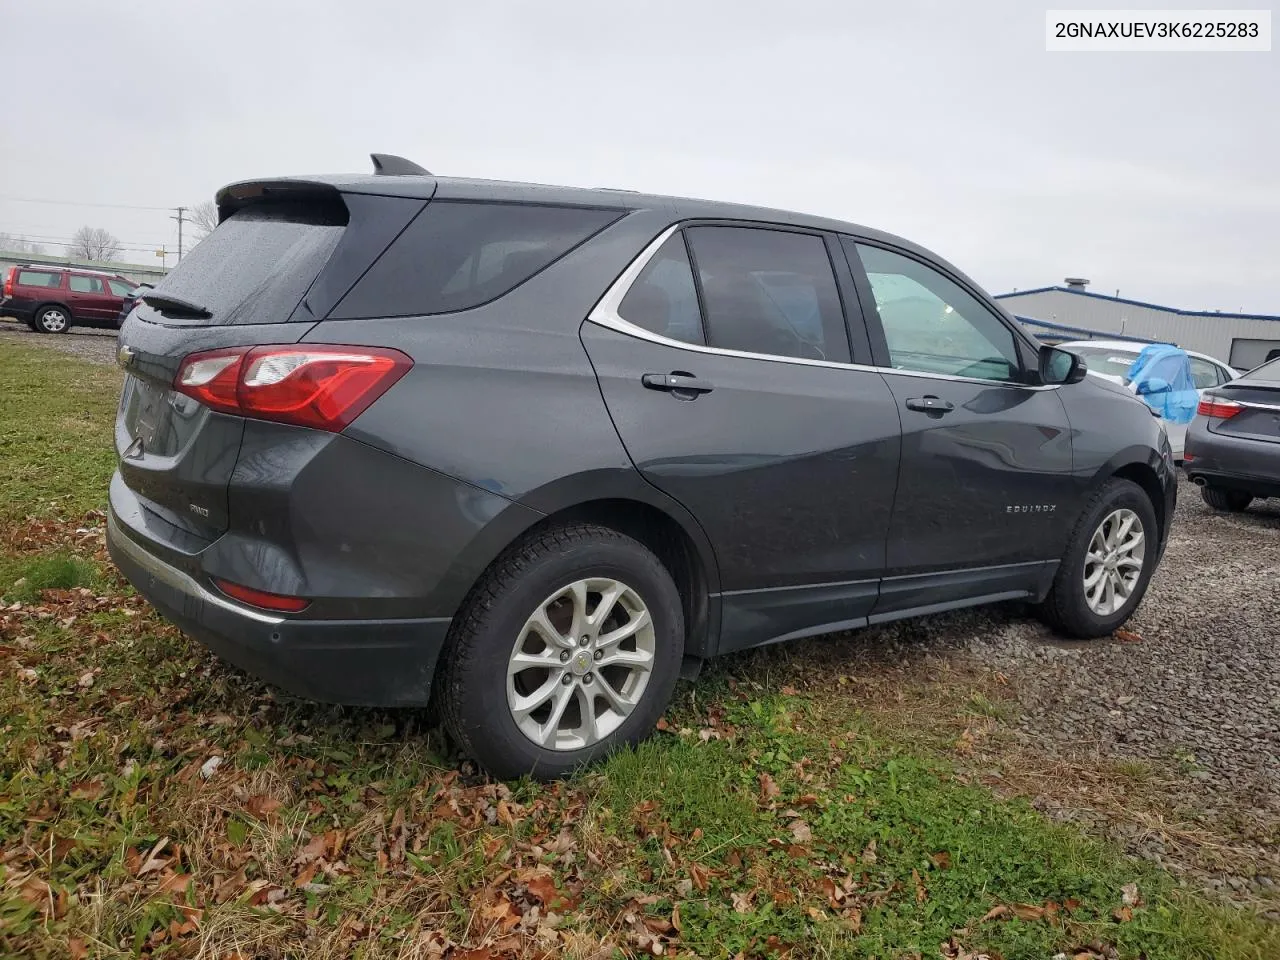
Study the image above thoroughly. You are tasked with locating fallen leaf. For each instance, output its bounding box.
[731,891,753,914]
[781,685,799,696]
[1011,903,1046,921]
[912,868,927,903]
[1113,906,1133,923]
[245,795,283,819]
[482,893,521,933]
[655,717,671,732]
[930,851,952,870]
[788,819,812,843]
[77,670,94,688]
[642,916,674,935]
[980,905,1010,922]
[69,780,104,800]
[759,772,781,800]
[199,756,224,779]
[689,863,710,892]
[674,878,693,898]
[1114,628,1142,643]
[68,938,88,960]
[1121,882,1141,907]
[860,838,878,865]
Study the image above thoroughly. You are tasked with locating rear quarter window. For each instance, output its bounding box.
[333,201,621,319]
[17,270,62,288]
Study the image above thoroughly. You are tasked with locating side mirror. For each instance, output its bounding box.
[1039,346,1087,385]
[1135,376,1171,396]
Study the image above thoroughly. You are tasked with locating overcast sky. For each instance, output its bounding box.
[1,1,1275,312]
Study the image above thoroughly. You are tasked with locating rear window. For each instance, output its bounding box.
[17,270,61,288]
[333,201,620,319]
[145,204,344,325]
[108,279,135,297]
[1244,357,1280,383]
[1066,346,1139,379]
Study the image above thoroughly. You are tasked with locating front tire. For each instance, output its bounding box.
[1201,486,1252,512]
[439,523,684,780]
[1038,478,1159,639]
[33,305,71,334]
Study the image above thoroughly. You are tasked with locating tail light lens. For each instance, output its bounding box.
[174,345,412,431]
[213,578,310,613]
[1196,396,1243,420]
[3,269,13,298]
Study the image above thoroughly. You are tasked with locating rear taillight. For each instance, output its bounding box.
[174,345,412,431]
[213,578,310,613]
[1196,396,1243,420]
[3,269,13,298]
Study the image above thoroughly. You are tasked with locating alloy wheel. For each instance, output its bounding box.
[506,577,656,751]
[1082,508,1146,616]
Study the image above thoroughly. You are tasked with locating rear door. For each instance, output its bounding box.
[582,223,901,652]
[844,240,1074,615]
[67,274,115,321]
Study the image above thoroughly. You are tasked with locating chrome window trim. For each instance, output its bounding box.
[1236,399,1280,412]
[586,224,1060,392]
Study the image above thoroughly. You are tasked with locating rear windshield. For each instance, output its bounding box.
[144,204,344,325]
[333,200,620,319]
[18,270,62,288]
[1064,345,1139,379]
[1243,357,1280,383]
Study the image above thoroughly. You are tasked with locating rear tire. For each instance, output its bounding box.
[33,304,71,334]
[439,523,684,780]
[1201,486,1252,512]
[1038,478,1159,639]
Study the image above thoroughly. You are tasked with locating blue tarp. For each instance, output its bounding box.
[1126,344,1199,424]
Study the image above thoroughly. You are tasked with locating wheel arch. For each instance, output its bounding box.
[431,471,721,662]
[32,301,74,326]
[1090,447,1171,541]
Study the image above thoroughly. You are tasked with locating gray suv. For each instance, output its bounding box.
[107,155,1176,779]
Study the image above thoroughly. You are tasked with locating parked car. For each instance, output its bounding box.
[1057,339,1237,460]
[106,156,1176,779]
[1184,356,1280,511]
[115,283,153,327]
[1,265,139,333]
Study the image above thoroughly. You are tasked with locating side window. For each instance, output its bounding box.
[18,270,61,288]
[684,226,850,363]
[1188,356,1227,389]
[69,275,105,293]
[851,242,1021,383]
[335,201,620,318]
[617,233,705,345]
[108,279,135,297]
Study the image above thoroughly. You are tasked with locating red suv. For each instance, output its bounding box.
[1,265,139,333]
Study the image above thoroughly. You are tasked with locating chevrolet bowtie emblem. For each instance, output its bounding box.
[117,345,136,369]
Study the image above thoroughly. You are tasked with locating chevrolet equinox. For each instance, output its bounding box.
[107,154,1176,779]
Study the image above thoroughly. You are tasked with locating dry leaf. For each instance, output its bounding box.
[860,838,878,865]
[1113,906,1133,923]
[68,938,88,960]
[980,904,1010,922]
[1011,902,1046,921]
[689,863,710,892]
[69,780,104,800]
[1114,628,1142,643]
[759,773,781,800]
[930,851,952,870]
[731,891,753,914]
[912,868,927,904]
[245,795,283,818]
[789,819,812,843]
[1121,882,1141,907]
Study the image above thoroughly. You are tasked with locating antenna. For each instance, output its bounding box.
[371,154,431,176]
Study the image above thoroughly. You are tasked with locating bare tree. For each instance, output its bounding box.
[189,201,219,240]
[67,226,122,262]
[0,233,45,255]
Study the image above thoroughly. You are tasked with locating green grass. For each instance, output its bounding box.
[0,339,1276,959]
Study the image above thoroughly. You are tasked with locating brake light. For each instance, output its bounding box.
[3,269,13,298]
[174,345,412,431]
[213,578,310,613]
[1196,396,1243,420]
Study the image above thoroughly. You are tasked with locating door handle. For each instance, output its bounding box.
[642,373,713,396]
[905,396,954,414]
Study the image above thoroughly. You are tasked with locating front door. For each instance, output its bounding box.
[844,240,1075,616]
[582,225,901,652]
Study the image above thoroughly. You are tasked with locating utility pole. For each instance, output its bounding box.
[170,206,187,261]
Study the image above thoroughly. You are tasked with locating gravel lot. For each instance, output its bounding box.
[0,318,119,364]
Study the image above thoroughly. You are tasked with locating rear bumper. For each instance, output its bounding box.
[107,509,451,707]
[1184,424,1280,498]
[0,298,35,321]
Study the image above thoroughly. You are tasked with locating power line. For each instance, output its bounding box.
[0,194,172,212]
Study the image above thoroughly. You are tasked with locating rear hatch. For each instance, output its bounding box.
[1205,363,1280,444]
[113,183,425,543]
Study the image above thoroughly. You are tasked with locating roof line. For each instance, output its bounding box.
[993,285,1280,323]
